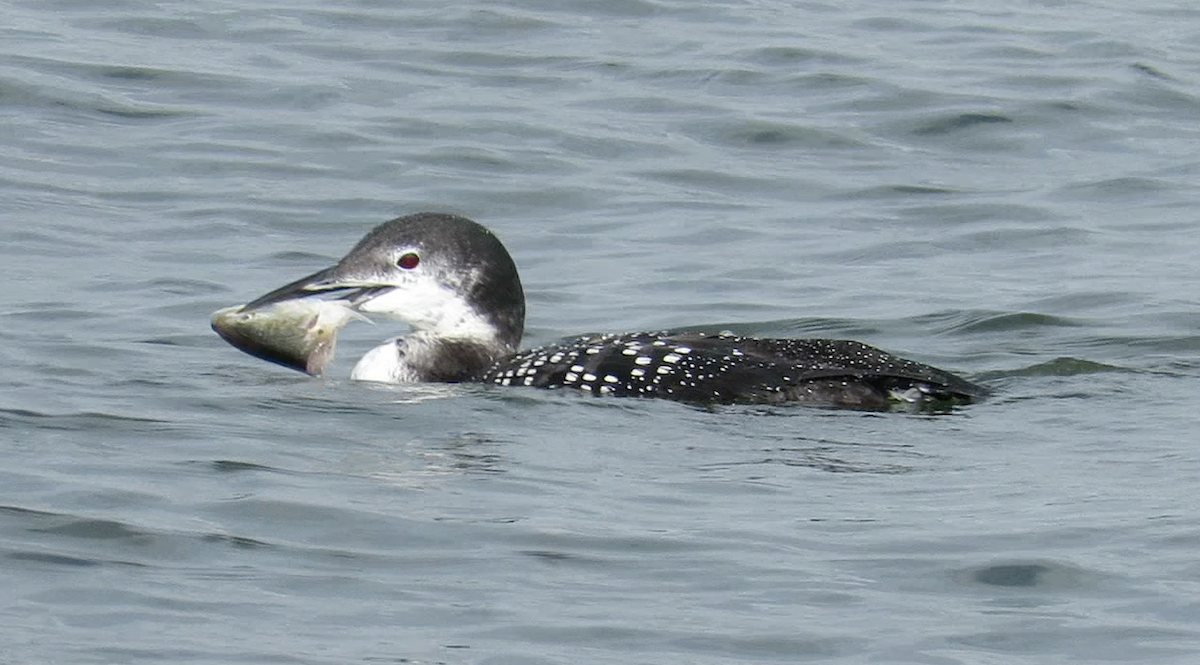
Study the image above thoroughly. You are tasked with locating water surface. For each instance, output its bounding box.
[3,1,1200,663]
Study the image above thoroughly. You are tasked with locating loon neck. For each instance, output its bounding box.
[351,330,517,383]
[351,280,525,383]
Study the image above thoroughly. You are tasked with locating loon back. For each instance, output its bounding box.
[481,331,986,409]
[220,212,988,410]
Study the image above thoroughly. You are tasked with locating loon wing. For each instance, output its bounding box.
[483,331,986,408]
[708,334,989,400]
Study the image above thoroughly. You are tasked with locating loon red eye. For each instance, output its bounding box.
[397,252,420,269]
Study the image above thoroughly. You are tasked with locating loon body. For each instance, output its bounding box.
[232,212,986,410]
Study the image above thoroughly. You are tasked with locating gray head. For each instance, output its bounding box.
[244,212,526,353]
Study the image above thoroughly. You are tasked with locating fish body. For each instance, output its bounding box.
[211,300,361,376]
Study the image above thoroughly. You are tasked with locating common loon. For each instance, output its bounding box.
[231,212,987,409]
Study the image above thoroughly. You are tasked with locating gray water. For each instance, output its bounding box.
[3,1,1200,663]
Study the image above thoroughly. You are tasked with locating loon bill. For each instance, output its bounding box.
[212,212,988,410]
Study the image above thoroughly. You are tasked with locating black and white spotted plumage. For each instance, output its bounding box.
[232,213,988,410]
[480,330,985,409]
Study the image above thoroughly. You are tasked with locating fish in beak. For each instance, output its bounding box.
[211,266,384,376]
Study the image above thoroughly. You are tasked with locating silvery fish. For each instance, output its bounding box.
[211,300,364,376]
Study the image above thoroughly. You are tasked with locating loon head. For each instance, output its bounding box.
[243,212,525,382]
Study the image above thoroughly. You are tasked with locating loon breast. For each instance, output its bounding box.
[481,330,987,409]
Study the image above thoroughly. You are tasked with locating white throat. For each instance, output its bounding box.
[349,279,503,384]
[351,335,423,383]
[356,278,498,342]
